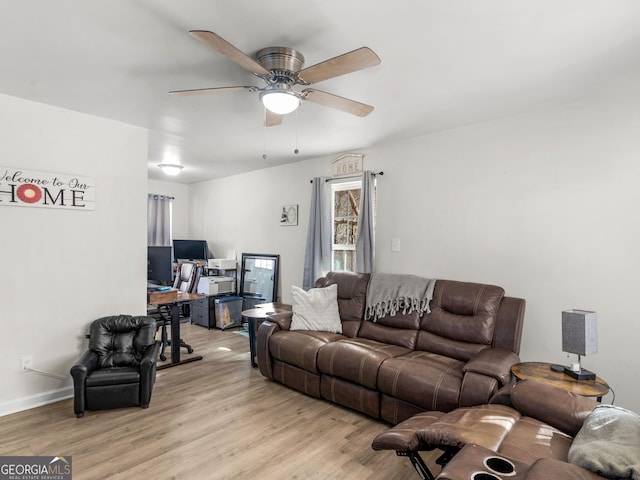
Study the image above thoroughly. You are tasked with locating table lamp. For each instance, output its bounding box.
[562,309,597,380]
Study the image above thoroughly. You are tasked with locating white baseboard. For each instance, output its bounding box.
[0,386,73,417]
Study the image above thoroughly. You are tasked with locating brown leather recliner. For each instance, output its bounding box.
[372,380,606,479]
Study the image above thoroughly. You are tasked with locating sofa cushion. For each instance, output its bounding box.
[413,404,522,451]
[377,351,465,412]
[417,280,505,361]
[321,375,381,418]
[317,338,411,390]
[269,330,345,373]
[499,415,574,464]
[291,284,342,333]
[315,271,370,322]
[89,315,157,368]
[85,367,140,387]
[358,320,419,349]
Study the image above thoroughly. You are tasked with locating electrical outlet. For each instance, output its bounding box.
[21,356,33,372]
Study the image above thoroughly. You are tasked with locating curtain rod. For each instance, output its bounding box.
[308,171,384,183]
[150,194,175,200]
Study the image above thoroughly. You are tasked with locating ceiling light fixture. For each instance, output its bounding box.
[260,85,300,115]
[158,163,184,176]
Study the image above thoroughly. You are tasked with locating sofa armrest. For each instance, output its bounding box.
[139,341,160,407]
[511,380,596,437]
[256,319,283,378]
[140,341,160,368]
[70,350,99,417]
[70,350,99,380]
[464,347,520,385]
[267,311,293,331]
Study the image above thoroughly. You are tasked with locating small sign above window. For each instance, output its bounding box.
[332,153,363,177]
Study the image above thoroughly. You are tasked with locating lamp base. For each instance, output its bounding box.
[563,366,596,381]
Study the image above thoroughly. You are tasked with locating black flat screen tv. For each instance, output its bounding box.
[147,246,173,284]
[173,239,209,261]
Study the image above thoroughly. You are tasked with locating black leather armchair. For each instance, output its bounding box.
[70,315,160,418]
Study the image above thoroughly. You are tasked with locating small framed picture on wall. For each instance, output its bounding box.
[280,204,298,226]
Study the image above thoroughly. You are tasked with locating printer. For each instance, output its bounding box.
[197,276,236,295]
[207,258,236,270]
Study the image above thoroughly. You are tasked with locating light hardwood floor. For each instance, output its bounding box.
[1,323,441,480]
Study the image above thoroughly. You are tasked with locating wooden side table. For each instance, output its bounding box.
[511,361,609,400]
[242,302,291,367]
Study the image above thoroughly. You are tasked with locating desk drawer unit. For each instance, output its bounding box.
[191,296,216,329]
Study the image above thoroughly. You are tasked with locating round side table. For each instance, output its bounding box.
[241,302,291,367]
[511,361,609,400]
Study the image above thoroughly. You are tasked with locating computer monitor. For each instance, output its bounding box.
[147,246,174,284]
[173,239,209,262]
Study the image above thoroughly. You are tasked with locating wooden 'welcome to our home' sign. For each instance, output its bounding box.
[0,166,95,210]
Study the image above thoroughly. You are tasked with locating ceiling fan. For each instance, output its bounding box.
[170,31,381,126]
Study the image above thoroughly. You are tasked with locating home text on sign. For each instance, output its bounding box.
[0,166,95,210]
[332,153,363,177]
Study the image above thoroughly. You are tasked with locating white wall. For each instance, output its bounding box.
[0,94,148,415]
[147,179,190,240]
[370,93,640,412]
[188,159,328,300]
[189,89,640,412]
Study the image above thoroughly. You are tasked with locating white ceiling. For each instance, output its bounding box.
[2,1,640,184]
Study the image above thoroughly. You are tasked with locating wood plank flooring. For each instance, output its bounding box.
[0,324,442,479]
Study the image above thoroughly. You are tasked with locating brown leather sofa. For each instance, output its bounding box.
[256,271,526,424]
[372,380,612,479]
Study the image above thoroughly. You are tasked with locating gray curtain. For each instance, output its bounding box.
[355,171,375,273]
[303,177,331,290]
[147,194,171,246]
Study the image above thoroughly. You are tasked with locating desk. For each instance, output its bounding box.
[242,302,292,367]
[511,361,609,400]
[148,289,204,369]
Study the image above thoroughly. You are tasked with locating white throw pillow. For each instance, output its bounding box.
[290,284,342,333]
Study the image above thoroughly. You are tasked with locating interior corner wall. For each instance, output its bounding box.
[188,89,640,412]
[188,159,329,301]
[147,179,190,240]
[0,93,148,416]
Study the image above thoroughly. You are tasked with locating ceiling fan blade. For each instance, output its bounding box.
[297,47,380,85]
[302,89,374,117]
[265,109,284,127]
[189,30,270,76]
[169,86,255,96]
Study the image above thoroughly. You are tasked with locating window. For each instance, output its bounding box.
[331,180,361,271]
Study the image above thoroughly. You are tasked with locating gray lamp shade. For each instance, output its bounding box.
[562,309,598,356]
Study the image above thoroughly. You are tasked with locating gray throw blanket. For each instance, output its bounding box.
[365,273,436,322]
[568,404,640,479]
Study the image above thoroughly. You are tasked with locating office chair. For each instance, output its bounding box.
[70,315,160,417]
[152,262,201,361]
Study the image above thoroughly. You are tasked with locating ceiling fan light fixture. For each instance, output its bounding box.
[158,163,184,176]
[260,89,300,115]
